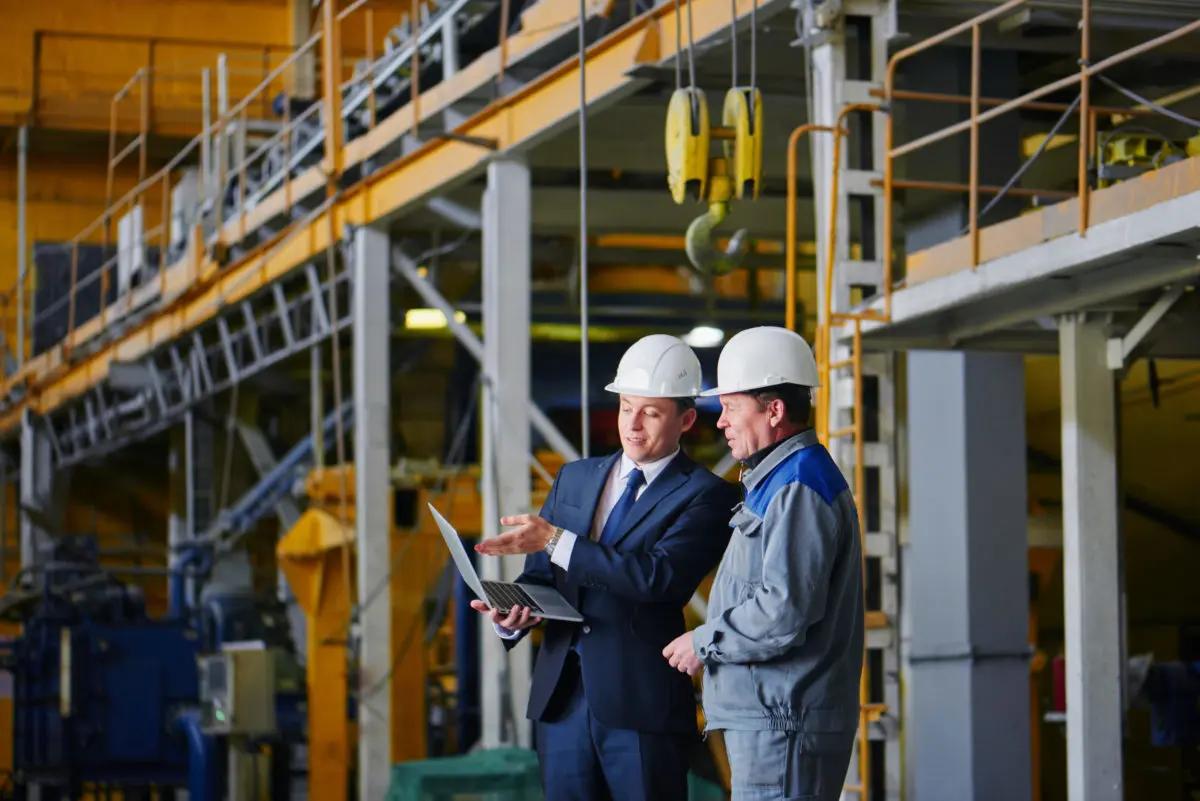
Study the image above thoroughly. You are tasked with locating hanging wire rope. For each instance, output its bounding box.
[749,0,757,113]
[578,0,591,457]
[674,0,683,90]
[1097,74,1200,129]
[730,0,738,87]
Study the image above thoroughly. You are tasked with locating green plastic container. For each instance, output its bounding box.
[386,748,729,801]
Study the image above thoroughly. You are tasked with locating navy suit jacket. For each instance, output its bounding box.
[507,449,740,734]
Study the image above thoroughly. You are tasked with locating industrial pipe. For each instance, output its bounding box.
[176,710,219,801]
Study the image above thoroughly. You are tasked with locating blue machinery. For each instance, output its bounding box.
[0,537,302,800]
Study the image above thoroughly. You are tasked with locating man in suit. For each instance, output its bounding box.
[470,334,740,801]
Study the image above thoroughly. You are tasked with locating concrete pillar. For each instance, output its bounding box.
[353,224,392,798]
[1058,314,1124,801]
[907,350,1032,800]
[480,157,533,748]
[19,411,53,572]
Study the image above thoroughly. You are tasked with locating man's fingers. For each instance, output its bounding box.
[500,605,526,629]
[476,533,519,555]
[469,600,493,615]
[500,514,531,527]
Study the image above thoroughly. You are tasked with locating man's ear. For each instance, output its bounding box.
[680,406,698,433]
[768,398,788,428]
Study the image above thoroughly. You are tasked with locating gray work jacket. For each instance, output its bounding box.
[693,429,864,738]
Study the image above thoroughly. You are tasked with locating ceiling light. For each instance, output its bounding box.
[683,325,725,348]
[405,308,466,330]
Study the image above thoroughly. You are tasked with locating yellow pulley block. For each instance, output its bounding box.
[722,87,764,200]
[665,87,710,204]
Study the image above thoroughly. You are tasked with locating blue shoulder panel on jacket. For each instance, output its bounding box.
[746,444,848,517]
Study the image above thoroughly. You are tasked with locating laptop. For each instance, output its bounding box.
[428,503,584,623]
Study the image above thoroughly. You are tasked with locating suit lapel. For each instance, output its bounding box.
[606,452,692,549]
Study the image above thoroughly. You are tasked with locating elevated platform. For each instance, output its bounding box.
[862,155,1200,356]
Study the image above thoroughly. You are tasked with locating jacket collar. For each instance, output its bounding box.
[741,429,818,491]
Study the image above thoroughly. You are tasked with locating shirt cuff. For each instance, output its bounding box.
[549,530,580,570]
[493,621,523,640]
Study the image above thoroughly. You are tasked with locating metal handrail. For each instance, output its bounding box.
[882,0,1200,323]
[9,0,511,366]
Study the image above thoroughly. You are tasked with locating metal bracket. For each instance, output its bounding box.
[1105,285,1186,369]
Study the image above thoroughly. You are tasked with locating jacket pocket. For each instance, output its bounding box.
[722,510,765,583]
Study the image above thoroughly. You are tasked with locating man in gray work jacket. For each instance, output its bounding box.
[662,325,864,801]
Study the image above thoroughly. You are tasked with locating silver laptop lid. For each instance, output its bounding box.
[428,502,488,601]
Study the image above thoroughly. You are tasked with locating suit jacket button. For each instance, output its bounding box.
[582,625,591,634]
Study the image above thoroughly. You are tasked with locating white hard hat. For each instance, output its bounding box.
[699,326,819,397]
[605,335,703,398]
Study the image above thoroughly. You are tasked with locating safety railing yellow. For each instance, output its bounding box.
[8,0,443,370]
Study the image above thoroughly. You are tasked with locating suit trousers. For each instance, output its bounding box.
[535,653,691,801]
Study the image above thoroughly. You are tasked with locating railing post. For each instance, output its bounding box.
[201,67,212,213]
[320,1,344,180]
[16,125,27,368]
[139,68,150,182]
[146,42,156,135]
[366,9,377,129]
[67,242,79,349]
[217,54,230,221]
[968,23,981,267]
[410,0,422,140]
[1078,0,1091,236]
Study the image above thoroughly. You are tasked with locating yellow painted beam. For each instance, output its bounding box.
[0,0,778,433]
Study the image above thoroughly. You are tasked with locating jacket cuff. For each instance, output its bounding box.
[692,624,720,662]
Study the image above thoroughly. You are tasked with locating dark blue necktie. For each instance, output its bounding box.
[598,468,645,546]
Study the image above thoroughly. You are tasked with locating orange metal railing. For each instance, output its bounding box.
[8,0,441,369]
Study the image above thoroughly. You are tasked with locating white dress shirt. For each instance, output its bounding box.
[550,447,680,569]
[493,448,680,639]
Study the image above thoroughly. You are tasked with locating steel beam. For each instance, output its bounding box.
[1105,285,1186,369]
[480,157,533,748]
[391,248,579,463]
[1059,314,1124,801]
[352,224,392,798]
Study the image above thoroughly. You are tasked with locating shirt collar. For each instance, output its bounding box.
[619,447,680,487]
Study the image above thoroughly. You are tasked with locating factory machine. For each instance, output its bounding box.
[0,537,303,800]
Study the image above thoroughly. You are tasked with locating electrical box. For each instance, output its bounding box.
[116,204,145,296]
[169,169,201,258]
[198,642,277,735]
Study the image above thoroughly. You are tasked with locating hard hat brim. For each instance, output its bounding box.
[605,382,699,399]
[699,379,819,398]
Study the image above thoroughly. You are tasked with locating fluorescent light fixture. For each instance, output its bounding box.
[405,308,466,330]
[683,324,725,348]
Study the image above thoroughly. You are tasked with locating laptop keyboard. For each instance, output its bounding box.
[482,581,545,615]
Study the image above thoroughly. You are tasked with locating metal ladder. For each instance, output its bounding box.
[804,2,902,797]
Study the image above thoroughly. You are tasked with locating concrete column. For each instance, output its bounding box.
[19,411,53,572]
[1058,314,1124,801]
[353,225,392,798]
[907,350,1031,800]
[480,157,533,748]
